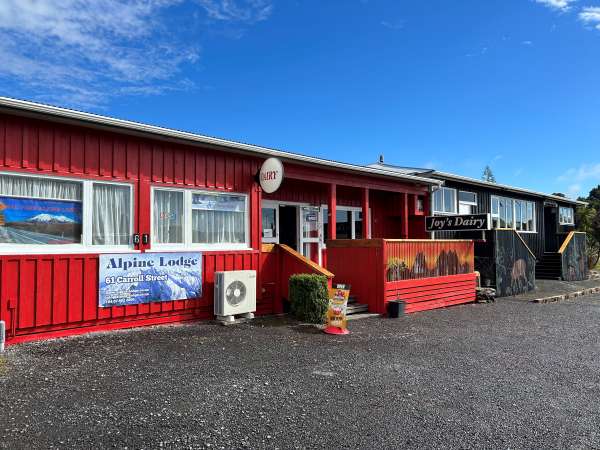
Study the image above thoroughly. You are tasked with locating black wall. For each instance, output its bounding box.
[430,178,576,260]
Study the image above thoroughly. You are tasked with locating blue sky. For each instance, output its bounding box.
[0,0,599,199]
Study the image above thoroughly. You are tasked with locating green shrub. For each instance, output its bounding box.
[289,274,329,324]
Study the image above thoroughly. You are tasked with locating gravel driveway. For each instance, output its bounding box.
[2,294,600,449]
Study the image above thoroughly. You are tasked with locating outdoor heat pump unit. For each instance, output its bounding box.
[214,270,257,322]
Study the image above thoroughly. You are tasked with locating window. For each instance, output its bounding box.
[0,172,132,250]
[416,196,425,213]
[322,206,365,240]
[152,188,248,249]
[458,191,477,214]
[261,206,277,242]
[559,206,574,225]
[192,193,246,245]
[514,200,535,232]
[432,187,457,214]
[491,195,535,232]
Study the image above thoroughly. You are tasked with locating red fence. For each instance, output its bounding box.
[327,239,475,314]
[0,251,261,344]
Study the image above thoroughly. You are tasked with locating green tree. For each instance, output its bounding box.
[576,186,600,269]
[482,165,496,183]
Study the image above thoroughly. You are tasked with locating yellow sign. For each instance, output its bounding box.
[324,287,350,334]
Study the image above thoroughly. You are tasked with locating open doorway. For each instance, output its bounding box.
[544,205,558,252]
[279,205,298,250]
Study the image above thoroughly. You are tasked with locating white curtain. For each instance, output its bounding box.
[192,193,245,244]
[92,184,131,245]
[192,210,245,244]
[0,174,81,200]
[153,190,183,244]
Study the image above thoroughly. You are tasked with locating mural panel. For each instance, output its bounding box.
[561,232,588,281]
[494,230,535,297]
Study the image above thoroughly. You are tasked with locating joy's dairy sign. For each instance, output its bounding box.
[259,158,284,193]
[426,214,491,232]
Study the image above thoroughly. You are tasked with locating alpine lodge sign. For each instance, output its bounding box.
[426,214,491,232]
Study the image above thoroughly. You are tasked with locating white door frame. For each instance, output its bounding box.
[299,205,323,265]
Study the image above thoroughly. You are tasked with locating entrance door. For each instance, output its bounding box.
[279,205,298,250]
[544,206,559,252]
[300,206,323,265]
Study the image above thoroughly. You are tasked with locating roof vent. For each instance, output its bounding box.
[379,154,384,164]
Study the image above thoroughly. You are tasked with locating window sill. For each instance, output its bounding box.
[147,245,253,253]
[0,247,139,256]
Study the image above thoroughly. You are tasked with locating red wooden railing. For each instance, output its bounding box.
[260,244,334,314]
[327,239,476,314]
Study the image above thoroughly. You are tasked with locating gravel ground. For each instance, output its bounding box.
[2,295,600,449]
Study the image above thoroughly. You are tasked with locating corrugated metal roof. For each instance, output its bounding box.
[0,96,442,187]
[368,162,585,206]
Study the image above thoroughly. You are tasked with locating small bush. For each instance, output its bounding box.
[289,274,329,324]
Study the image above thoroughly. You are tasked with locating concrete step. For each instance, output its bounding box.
[346,303,369,315]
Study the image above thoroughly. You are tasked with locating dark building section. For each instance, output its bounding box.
[368,161,586,291]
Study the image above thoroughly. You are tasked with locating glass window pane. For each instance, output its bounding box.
[443,188,456,213]
[336,210,352,239]
[499,198,506,228]
[153,190,184,244]
[302,207,319,239]
[355,211,363,239]
[433,190,443,213]
[528,203,534,230]
[515,201,522,231]
[506,199,514,228]
[92,184,131,245]
[491,197,499,215]
[262,207,276,239]
[0,174,82,200]
[0,175,83,245]
[459,191,476,203]
[192,193,246,244]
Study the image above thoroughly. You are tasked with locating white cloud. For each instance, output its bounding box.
[0,0,272,108]
[557,163,600,197]
[197,0,273,22]
[579,6,600,30]
[534,0,577,11]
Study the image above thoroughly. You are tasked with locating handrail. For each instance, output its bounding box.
[512,230,537,260]
[277,244,334,278]
[558,231,586,254]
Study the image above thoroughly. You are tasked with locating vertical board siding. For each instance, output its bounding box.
[1,251,260,341]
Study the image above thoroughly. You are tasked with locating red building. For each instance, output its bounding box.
[0,97,465,344]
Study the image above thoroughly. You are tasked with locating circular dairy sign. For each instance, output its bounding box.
[259,158,284,193]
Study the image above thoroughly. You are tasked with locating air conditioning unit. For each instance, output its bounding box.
[214,270,257,321]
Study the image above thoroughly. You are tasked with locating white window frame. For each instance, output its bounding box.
[0,171,135,254]
[458,190,477,215]
[491,195,536,233]
[559,206,575,225]
[151,186,250,252]
[432,187,457,215]
[321,204,370,242]
[261,200,280,244]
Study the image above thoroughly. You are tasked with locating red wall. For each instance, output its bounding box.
[0,112,432,344]
[0,114,266,343]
